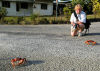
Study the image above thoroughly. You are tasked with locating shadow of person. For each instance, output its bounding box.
[87,33,100,36]
[96,43,100,45]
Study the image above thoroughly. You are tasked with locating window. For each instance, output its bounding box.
[21,2,28,9]
[2,1,10,8]
[16,3,19,11]
[41,4,47,10]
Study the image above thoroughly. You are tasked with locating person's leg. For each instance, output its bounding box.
[78,24,85,36]
[78,24,85,32]
[71,30,78,36]
[71,26,78,36]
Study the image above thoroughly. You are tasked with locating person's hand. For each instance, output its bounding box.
[72,23,75,26]
[77,21,82,24]
[71,22,76,26]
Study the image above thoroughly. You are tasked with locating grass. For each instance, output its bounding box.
[4,14,100,21]
[87,14,100,19]
[2,14,100,25]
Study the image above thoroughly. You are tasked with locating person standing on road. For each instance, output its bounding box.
[70,4,86,37]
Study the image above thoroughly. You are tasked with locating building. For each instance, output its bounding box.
[0,0,53,16]
[53,0,71,15]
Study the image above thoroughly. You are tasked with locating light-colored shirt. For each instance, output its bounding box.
[70,11,86,23]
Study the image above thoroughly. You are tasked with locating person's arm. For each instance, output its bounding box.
[80,12,86,23]
[70,13,75,26]
[77,21,83,24]
[77,12,86,24]
[71,22,75,26]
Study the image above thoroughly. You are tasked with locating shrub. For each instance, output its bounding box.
[38,18,49,24]
[16,16,24,24]
[63,6,72,22]
[30,14,39,24]
[20,21,26,25]
[0,7,8,23]
[4,17,18,24]
[24,20,31,25]
[30,14,39,21]
[91,0,100,18]
[51,19,58,24]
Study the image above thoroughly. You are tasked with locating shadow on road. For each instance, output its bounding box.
[96,43,100,45]
[87,33,100,36]
[17,60,45,68]
[27,60,45,65]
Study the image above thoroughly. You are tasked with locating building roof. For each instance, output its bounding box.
[3,0,33,2]
[2,0,53,3]
[53,0,71,3]
[35,0,53,3]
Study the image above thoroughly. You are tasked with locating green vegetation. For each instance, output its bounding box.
[1,14,99,25]
[63,4,72,23]
[71,0,91,7]
[91,0,100,18]
[71,0,93,14]
[0,0,100,25]
[30,14,39,25]
[0,7,8,23]
[71,0,85,7]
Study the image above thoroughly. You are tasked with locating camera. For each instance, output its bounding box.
[72,24,78,30]
[75,24,78,28]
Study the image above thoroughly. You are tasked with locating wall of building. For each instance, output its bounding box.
[6,2,17,16]
[16,3,33,16]
[33,3,53,16]
[0,1,33,16]
[0,1,53,16]
[0,2,2,7]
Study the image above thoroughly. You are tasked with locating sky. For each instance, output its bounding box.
[54,0,72,2]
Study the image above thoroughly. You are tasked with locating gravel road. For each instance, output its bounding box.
[0,22,100,71]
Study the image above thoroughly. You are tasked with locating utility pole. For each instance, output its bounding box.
[33,0,35,14]
[56,0,58,18]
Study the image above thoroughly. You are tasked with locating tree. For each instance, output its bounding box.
[71,0,85,7]
[71,0,92,14]
[63,4,72,23]
[91,0,100,18]
[60,0,69,1]
[84,2,93,14]
[30,13,39,24]
[0,7,8,23]
[71,0,92,8]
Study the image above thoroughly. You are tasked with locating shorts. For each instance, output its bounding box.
[71,24,85,33]
[71,25,77,33]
